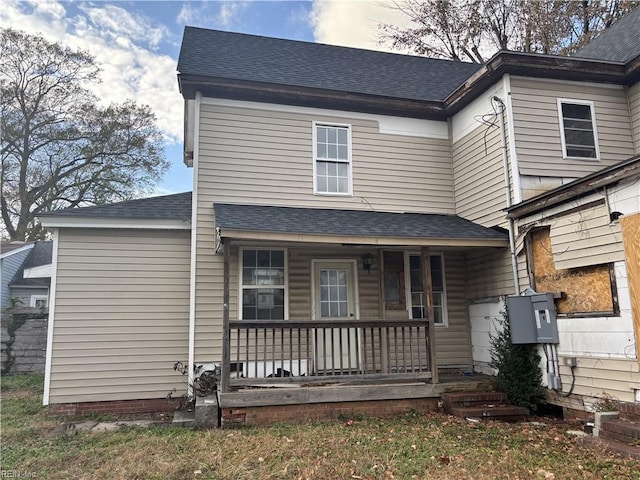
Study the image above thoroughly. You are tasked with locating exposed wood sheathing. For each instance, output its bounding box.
[531,228,614,314]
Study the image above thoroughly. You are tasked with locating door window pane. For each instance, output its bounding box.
[319,268,348,318]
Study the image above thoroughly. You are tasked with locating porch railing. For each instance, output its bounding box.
[221,319,436,392]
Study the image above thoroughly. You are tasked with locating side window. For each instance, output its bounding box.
[30,295,48,308]
[313,123,352,195]
[240,249,286,320]
[408,254,448,326]
[557,99,599,160]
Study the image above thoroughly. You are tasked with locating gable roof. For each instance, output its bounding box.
[178,27,482,103]
[41,192,192,220]
[9,241,52,288]
[574,7,640,62]
[214,203,507,246]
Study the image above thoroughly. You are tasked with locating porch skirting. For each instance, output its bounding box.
[218,376,491,427]
[222,398,440,426]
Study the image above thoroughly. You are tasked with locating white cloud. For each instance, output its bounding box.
[177,2,199,25]
[311,0,412,52]
[0,0,183,144]
[176,1,249,30]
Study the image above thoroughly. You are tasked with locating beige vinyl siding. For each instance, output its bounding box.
[436,251,472,367]
[556,357,640,404]
[465,248,515,299]
[452,123,507,227]
[510,77,635,177]
[49,229,190,404]
[197,103,454,213]
[629,82,640,153]
[549,202,625,270]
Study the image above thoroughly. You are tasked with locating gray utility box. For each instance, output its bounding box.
[506,293,559,344]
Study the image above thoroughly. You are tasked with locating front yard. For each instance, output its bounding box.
[1,375,638,479]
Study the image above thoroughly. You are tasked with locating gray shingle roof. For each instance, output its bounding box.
[178,27,482,102]
[214,203,507,241]
[9,241,52,287]
[574,8,640,62]
[43,192,192,220]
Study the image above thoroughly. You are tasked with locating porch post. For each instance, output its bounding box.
[221,239,231,393]
[421,247,438,384]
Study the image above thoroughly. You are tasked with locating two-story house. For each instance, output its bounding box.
[40,10,640,423]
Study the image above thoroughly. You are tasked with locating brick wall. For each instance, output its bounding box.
[49,398,181,416]
[221,398,439,427]
[1,310,48,374]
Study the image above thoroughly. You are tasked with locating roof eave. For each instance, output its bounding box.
[506,155,640,219]
[445,51,630,114]
[217,227,508,248]
[177,74,448,120]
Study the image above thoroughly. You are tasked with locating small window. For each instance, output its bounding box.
[313,123,352,195]
[408,254,447,326]
[30,295,48,308]
[240,249,286,320]
[557,99,599,160]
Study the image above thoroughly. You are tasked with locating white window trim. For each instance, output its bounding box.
[238,247,289,320]
[404,252,449,327]
[30,294,49,308]
[312,121,353,196]
[556,98,600,161]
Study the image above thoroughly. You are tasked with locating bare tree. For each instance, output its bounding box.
[1,28,169,241]
[379,0,638,61]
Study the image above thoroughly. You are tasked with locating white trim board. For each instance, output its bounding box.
[43,229,59,406]
[202,97,449,140]
[188,91,202,394]
[40,217,190,230]
[23,263,53,279]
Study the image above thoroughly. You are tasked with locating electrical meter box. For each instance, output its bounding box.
[506,293,559,344]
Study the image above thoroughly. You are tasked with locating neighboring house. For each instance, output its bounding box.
[39,10,640,421]
[1,242,35,308]
[8,241,53,309]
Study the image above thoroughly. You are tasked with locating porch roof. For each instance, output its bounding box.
[214,203,508,247]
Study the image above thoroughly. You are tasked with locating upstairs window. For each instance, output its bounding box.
[313,122,352,195]
[557,99,599,160]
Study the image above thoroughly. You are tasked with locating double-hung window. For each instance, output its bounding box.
[313,122,352,195]
[408,254,447,326]
[240,249,286,320]
[557,99,599,160]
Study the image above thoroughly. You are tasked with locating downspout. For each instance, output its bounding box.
[492,96,521,295]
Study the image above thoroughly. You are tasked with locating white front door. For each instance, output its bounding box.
[313,261,358,373]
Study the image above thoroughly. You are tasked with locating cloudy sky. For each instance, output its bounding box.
[1,0,411,195]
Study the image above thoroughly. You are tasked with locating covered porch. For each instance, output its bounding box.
[211,203,507,422]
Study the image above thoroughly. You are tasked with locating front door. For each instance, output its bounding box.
[313,261,358,373]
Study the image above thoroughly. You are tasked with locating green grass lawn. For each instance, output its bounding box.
[1,374,638,479]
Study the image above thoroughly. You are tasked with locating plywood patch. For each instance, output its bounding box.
[531,228,614,314]
[620,213,640,363]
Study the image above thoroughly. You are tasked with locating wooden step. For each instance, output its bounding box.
[441,391,508,410]
[449,405,529,422]
[600,419,640,444]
